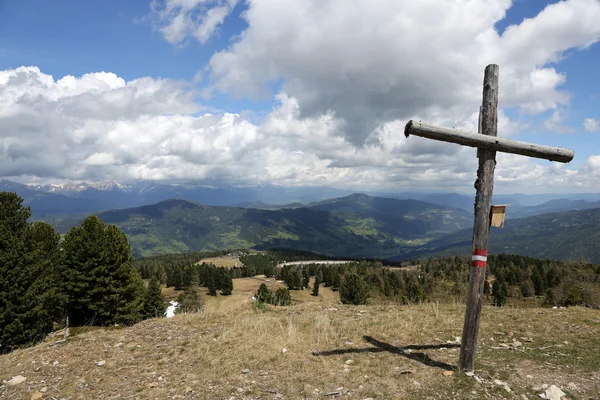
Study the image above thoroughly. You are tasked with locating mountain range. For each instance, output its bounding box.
[44,193,472,258]
[4,179,600,262]
[396,207,600,263]
[3,179,600,219]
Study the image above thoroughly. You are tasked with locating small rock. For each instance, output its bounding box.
[443,371,454,376]
[236,388,245,394]
[185,386,193,393]
[343,368,351,373]
[567,382,578,391]
[52,360,59,366]
[345,359,354,365]
[97,360,105,366]
[542,385,565,400]
[6,375,27,385]
[40,387,48,393]
[526,375,534,379]
[114,342,123,347]
[241,369,250,374]
[520,395,528,400]
[31,393,43,400]
[465,371,474,377]
[474,376,483,384]
[282,348,287,353]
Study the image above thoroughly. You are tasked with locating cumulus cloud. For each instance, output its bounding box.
[206,0,600,145]
[149,0,238,45]
[1,65,599,193]
[3,0,600,193]
[543,109,574,133]
[583,118,599,132]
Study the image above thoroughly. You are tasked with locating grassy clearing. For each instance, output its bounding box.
[196,255,242,268]
[1,303,599,399]
[162,276,338,311]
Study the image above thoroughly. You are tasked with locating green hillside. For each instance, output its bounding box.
[397,207,600,263]
[45,194,472,258]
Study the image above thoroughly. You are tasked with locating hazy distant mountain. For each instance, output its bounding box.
[8,180,352,211]
[508,199,600,219]
[43,194,472,258]
[395,207,600,263]
[0,180,106,218]
[3,178,600,221]
[232,201,305,210]
[389,192,600,217]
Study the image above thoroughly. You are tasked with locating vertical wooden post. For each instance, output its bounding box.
[459,64,499,371]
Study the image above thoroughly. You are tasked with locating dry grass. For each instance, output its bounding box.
[196,256,242,268]
[2,303,600,400]
[162,276,338,311]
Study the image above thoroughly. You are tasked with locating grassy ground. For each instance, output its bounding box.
[2,300,600,399]
[162,276,335,310]
[196,255,242,268]
[2,274,600,399]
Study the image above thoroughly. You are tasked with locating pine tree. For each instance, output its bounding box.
[177,286,202,314]
[143,276,166,318]
[294,269,303,289]
[492,280,507,307]
[221,272,233,296]
[271,287,292,306]
[104,225,145,325]
[520,279,535,298]
[302,270,310,290]
[531,269,544,296]
[339,273,369,305]
[0,193,63,352]
[61,216,144,326]
[312,275,321,296]
[206,270,218,296]
[256,283,272,303]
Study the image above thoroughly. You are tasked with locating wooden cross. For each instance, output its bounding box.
[404,64,574,371]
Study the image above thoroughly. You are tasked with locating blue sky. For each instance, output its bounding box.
[0,0,599,192]
[0,0,271,115]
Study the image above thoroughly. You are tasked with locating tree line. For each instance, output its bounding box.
[0,193,166,353]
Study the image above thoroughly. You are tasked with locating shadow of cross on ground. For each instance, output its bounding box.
[312,336,459,371]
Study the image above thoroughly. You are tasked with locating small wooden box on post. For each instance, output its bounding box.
[404,64,574,371]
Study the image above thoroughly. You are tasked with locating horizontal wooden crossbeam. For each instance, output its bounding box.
[404,120,574,163]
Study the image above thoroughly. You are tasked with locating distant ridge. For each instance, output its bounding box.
[42,194,472,258]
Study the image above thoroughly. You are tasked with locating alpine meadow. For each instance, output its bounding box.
[2,0,600,399]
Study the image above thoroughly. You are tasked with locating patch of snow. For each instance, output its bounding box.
[165,301,179,318]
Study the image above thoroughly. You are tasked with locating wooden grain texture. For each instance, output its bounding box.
[459,64,499,371]
[404,121,574,163]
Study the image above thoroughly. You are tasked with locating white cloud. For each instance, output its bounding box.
[583,118,599,132]
[205,0,600,145]
[543,109,574,133]
[149,0,238,45]
[1,65,599,193]
[3,1,600,193]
